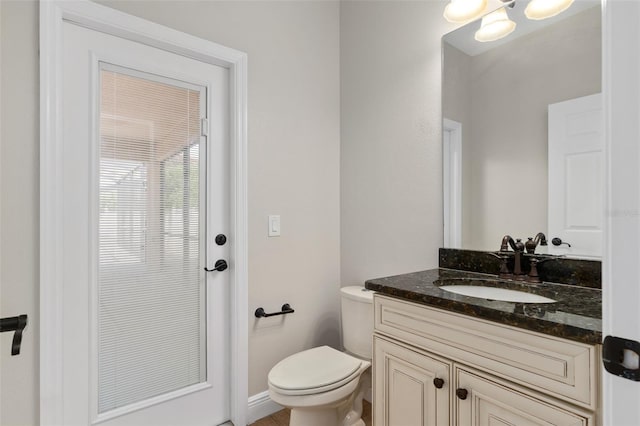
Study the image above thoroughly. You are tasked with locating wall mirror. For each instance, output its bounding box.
[442,0,602,259]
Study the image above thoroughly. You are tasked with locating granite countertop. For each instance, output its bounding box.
[365,268,602,345]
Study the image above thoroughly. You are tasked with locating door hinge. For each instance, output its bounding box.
[603,335,640,381]
[201,118,209,137]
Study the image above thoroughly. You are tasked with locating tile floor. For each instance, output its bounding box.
[249,400,372,426]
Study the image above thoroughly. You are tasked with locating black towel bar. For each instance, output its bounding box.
[255,304,295,318]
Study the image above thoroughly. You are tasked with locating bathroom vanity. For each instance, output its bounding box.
[374,1,605,422]
[365,260,602,426]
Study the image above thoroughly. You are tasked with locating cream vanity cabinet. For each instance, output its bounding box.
[373,295,600,426]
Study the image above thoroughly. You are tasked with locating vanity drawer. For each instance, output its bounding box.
[373,295,599,410]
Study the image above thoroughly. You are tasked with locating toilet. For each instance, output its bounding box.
[268,286,374,426]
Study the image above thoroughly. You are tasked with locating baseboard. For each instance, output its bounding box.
[247,391,283,424]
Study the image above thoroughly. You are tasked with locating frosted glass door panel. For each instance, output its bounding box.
[98,65,206,413]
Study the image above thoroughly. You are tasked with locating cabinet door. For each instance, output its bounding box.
[373,336,451,426]
[455,368,593,426]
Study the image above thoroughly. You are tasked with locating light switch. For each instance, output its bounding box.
[268,215,281,237]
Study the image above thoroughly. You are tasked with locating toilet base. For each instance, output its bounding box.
[290,410,365,426]
[288,399,364,426]
[286,369,371,426]
[290,407,340,426]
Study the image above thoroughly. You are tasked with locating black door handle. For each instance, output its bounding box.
[433,378,445,389]
[603,336,640,381]
[551,237,571,247]
[456,388,468,400]
[205,259,228,272]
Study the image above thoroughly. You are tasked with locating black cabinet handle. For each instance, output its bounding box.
[456,388,468,400]
[205,259,227,272]
[433,378,444,389]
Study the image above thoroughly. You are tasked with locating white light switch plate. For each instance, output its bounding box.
[268,215,281,237]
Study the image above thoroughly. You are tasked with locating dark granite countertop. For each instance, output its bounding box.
[365,268,602,345]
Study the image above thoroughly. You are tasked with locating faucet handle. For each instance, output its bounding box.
[527,258,542,283]
[489,252,512,279]
[525,233,548,254]
[525,237,537,254]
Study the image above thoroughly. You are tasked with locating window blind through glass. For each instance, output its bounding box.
[98,64,206,413]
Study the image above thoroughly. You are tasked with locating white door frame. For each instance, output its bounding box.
[39,2,248,425]
[443,118,462,248]
[602,0,640,424]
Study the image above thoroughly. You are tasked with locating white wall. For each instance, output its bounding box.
[1,0,340,423]
[0,2,40,425]
[340,1,456,285]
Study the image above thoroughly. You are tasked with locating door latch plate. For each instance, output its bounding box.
[603,335,640,381]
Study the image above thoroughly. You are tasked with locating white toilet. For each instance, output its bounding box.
[268,286,374,426]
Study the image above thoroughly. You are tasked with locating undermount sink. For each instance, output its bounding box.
[438,281,556,304]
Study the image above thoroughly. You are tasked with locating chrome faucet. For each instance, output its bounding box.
[500,235,526,280]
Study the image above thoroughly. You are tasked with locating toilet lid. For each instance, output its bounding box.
[268,346,364,394]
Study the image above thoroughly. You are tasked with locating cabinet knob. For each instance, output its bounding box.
[433,378,445,389]
[456,388,468,400]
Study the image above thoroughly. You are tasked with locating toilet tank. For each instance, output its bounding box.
[340,286,374,360]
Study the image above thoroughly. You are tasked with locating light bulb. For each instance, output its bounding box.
[444,0,488,23]
[525,0,575,20]
[474,7,517,42]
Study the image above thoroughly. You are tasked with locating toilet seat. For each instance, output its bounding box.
[268,346,366,396]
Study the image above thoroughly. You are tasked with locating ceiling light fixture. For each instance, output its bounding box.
[474,7,517,42]
[525,0,574,20]
[443,0,488,23]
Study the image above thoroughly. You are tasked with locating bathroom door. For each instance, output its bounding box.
[55,18,230,425]
[548,93,603,258]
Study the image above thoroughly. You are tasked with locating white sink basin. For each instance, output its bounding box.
[439,285,556,304]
